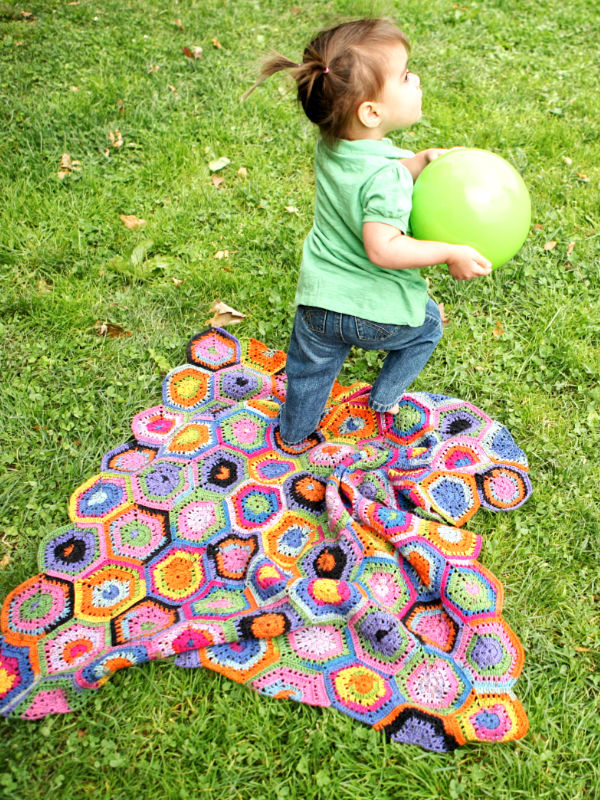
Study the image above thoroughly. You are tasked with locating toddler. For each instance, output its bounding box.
[246,18,492,446]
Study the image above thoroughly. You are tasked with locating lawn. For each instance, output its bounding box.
[1,0,599,797]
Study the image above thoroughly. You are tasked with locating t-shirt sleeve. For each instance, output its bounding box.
[360,162,414,232]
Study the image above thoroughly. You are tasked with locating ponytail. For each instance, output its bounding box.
[240,52,300,102]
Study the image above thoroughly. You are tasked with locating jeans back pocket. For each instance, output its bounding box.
[300,305,328,334]
[354,316,400,342]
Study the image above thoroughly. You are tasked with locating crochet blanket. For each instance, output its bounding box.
[0,328,531,752]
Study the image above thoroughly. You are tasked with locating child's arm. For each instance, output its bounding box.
[399,148,447,182]
[362,221,492,280]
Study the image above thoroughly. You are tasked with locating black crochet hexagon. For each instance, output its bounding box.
[384,708,458,753]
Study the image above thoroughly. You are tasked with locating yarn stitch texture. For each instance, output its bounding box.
[0,328,531,751]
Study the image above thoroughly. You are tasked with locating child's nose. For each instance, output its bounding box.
[410,72,421,87]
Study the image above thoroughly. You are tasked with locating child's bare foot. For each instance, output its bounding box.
[388,403,400,415]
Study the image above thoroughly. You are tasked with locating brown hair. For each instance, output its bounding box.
[242,19,410,145]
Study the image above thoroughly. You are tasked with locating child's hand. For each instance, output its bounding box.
[446,245,492,280]
[422,148,448,163]
[400,149,449,181]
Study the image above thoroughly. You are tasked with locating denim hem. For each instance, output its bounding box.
[279,424,317,446]
[369,399,400,413]
[280,435,312,446]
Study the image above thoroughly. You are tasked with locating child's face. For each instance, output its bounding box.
[376,43,422,134]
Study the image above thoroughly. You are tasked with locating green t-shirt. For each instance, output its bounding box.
[295,137,429,326]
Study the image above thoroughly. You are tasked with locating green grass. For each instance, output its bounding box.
[1,0,599,797]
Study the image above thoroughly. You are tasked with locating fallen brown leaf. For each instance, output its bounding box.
[493,320,504,339]
[0,553,10,569]
[183,46,203,59]
[117,99,124,114]
[59,153,73,170]
[212,175,225,188]
[214,250,230,259]
[291,7,302,14]
[148,64,160,73]
[566,242,575,258]
[174,18,184,30]
[207,301,246,327]
[562,156,573,166]
[109,129,123,148]
[284,205,299,214]
[70,85,80,91]
[544,241,557,251]
[21,10,33,19]
[168,84,178,94]
[576,172,590,182]
[574,646,590,653]
[120,214,146,229]
[533,223,543,230]
[94,322,132,338]
[57,153,81,179]
[438,302,449,326]
[212,36,223,49]
[237,166,248,178]
[171,277,183,286]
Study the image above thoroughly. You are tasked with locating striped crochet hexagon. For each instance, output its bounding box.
[69,474,132,524]
[38,524,106,581]
[163,365,212,413]
[2,575,73,646]
[187,328,240,371]
[38,619,111,676]
[105,505,170,563]
[73,562,145,623]
[101,443,158,474]
[132,460,192,511]
[241,338,286,375]
[218,409,270,455]
[161,420,217,459]
[230,483,282,531]
[131,405,185,447]
[146,546,205,604]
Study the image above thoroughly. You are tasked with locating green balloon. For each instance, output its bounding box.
[409,148,531,268]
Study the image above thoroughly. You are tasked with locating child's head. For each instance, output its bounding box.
[247,19,419,145]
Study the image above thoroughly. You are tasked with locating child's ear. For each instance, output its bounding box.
[357,100,382,129]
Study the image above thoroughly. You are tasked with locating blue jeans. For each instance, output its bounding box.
[279,299,443,444]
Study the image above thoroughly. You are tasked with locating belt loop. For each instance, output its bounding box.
[338,311,346,344]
